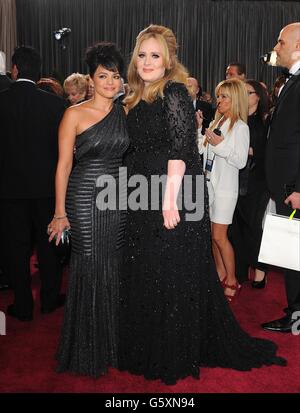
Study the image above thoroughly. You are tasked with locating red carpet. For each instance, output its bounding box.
[0,262,299,393]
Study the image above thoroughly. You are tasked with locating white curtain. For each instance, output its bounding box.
[0,0,17,71]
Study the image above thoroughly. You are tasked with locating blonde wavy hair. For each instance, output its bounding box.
[210,78,248,132]
[124,24,189,110]
[63,72,87,95]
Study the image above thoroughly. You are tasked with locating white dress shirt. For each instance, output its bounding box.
[278,60,300,96]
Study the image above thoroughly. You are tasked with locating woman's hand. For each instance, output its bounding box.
[205,129,224,146]
[163,206,180,230]
[47,217,71,246]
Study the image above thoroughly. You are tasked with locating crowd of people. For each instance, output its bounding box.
[1,21,300,385]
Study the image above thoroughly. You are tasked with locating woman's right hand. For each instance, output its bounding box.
[47,217,71,246]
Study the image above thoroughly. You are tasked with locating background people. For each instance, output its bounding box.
[63,72,87,105]
[187,76,214,132]
[230,79,270,286]
[0,51,12,91]
[0,46,66,321]
[197,78,250,301]
[226,62,246,80]
[85,74,95,100]
[37,77,64,97]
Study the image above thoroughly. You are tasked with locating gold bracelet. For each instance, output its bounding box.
[54,214,67,220]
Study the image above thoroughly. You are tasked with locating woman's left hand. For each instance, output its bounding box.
[163,207,180,230]
[205,129,224,146]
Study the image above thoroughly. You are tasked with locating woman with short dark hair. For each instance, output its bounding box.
[48,42,129,377]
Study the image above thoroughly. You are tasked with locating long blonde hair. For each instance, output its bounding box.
[210,78,248,132]
[124,24,189,110]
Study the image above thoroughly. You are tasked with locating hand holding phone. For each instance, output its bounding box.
[205,128,223,146]
[213,128,221,136]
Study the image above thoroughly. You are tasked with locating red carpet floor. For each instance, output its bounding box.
[0,263,299,393]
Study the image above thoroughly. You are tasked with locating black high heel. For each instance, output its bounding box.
[251,272,267,289]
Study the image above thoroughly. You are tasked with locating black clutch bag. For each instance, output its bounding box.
[56,228,71,245]
[53,229,71,259]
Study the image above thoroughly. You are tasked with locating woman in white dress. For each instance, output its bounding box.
[197,78,249,301]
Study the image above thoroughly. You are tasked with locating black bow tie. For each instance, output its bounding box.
[281,68,293,79]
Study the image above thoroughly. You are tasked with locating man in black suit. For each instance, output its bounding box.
[187,77,214,132]
[263,23,300,333]
[0,46,66,321]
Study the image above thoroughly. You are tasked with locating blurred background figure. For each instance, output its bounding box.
[225,62,246,80]
[85,74,94,99]
[201,90,213,103]
[0,51,12,92]
[187,76,214,132]
[113,77,126,103]
[269,74,286,109]
[230,79,270,287]
[123,82,130,97]
[37,77,64,97]
[63,72,87,105]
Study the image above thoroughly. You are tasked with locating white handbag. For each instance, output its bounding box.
[258,210,300,271]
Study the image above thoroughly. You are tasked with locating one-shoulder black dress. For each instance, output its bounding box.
[56,104,129,377]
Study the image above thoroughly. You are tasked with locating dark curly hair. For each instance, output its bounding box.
[85,42,124,78]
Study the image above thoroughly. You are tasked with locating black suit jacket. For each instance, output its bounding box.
[265,71,300,197]
[0,74,12,92]
[0,81,66,199]
[195,99,214,131]
[239,113,267,195]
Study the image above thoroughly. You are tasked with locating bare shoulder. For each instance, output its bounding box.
[63,102,89,122]
[59,106,81,133]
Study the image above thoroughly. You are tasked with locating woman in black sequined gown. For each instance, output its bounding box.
[119,25,286,385]
[48,44,129,377]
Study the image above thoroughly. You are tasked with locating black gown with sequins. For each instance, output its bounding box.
[56,103,129,377]
[119,82,285,385]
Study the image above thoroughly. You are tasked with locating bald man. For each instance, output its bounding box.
[187,77,214,132]
[263,23,300,333]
